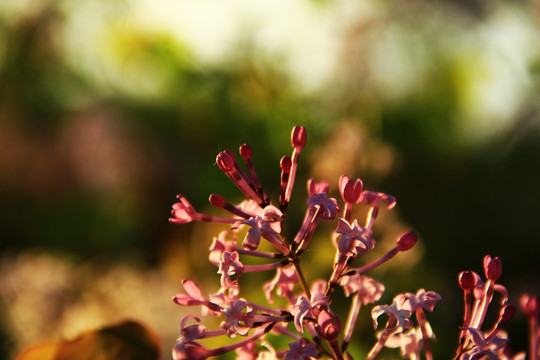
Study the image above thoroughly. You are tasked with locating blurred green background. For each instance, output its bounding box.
[1,0,539,358]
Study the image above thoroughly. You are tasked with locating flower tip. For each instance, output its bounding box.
[483,255,502,281]
[280,156,292,171]
[239,143,252,158]
[209,194,226,208]
[500,304,516,323]
[216,151,236,171]
[458,271,475,290]
[307,178,329,195]
[291,126,307,149]
[339,176,363,203]
[318,310,341,341]
[397,231,417,251]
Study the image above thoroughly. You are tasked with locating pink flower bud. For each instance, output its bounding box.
[458,271,475,290]
[209,194,226,208]
[520,293,540,318]
[339,175,363,203]
[500,304,516,323]
[318,310,341,341]
[483,255,502,281]
[280,156,292,172]
[291,126,307,149]
[239,143,252,158]
[216,151,236,171]
[397,231,417,251]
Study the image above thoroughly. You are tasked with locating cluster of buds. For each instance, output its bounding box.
[169,126,441,359]
[520,294,539,360]
[455,256,518,359]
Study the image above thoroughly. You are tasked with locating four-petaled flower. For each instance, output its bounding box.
[372,301,413,333]
[306,193,340,220]
[395,289,442,313]
[221,298,256,337]
[339,274,385,303]
[290,292,331,334]
[334,218,374,257]
[263,265,299,304]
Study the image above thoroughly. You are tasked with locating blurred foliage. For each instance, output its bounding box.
[1,0,540,359]
[16,320,160,360]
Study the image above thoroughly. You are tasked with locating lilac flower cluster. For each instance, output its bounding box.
[169,126,538,360]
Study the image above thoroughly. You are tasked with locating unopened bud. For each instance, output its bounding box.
[280,156,292,172]
[484,255,502,281]
[318,310,340,341]
[459,271,475,290]
[397,231,417,251]
[500,304,516,323]
[216,151,236,171]
[339,175,363,203]
[209,194,226,208]
[239,143,252,158]
[291,126,307,149]
[520,294,540,318]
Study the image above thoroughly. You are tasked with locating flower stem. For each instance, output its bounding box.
[416,307,433,360]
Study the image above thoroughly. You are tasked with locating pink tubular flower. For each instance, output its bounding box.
[218,251,244,289]
[216,150,264,204]
[263,265,299,304]
[173,279,222,313]
[334,218,374,257]
[205,286,240,316]
[170,195,238,225]
[283,339,317,360]
[340,274,385,349]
